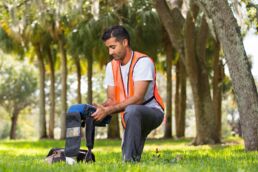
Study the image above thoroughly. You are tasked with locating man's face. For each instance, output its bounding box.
[104,37,127,61]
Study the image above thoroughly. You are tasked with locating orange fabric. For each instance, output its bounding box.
[111,51,164,128]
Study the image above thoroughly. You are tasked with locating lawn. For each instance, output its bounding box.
[0,137,257,172]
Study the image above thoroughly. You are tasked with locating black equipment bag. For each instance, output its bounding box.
[45,148,95,164]
[46,104,111,164]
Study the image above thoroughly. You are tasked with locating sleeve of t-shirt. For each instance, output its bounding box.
[104,62,114,87]
[133,57,154,81]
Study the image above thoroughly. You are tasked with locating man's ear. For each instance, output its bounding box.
[122,39,128,46]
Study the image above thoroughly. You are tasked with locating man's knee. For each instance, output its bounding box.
[125,105,138,113]
[124,105,142,122]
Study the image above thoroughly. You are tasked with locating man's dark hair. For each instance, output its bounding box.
[102,25,130,46]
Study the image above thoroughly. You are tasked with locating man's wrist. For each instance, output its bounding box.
[102,102,109,107]
[106,104,119,115]
[105,106,113,115]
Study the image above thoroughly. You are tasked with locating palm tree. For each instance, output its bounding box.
[29,23,51,139]
[0,1,49,138]
[44,43,56,139]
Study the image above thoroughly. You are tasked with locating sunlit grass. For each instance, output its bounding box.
[0,137,257,172]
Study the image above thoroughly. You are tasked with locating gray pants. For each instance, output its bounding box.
[122,104,164,162]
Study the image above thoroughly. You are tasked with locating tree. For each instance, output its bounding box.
[175,59,186,138]
[197,0,258,151]
[44,2,72,139]
[44,43,56,139]
[154,0,220,144]
[212,41,223,140]
[26,18,51,139]
[38,9,59,139]
[164,34,173,138]
[0,63,37,139]
[107,114,120,138]
[67,30,83,104]
[38,0,87,139]
[0,0,49,139]
[33,41,47,138]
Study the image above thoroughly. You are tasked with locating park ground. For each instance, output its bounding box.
[0,137,257,172]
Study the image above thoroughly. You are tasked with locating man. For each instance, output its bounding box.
[92,25,164,162]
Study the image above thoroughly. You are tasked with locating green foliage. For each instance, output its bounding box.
[126,0,163,59]
[0,27,24,55]
[223,75,233,94]
[0,62,37,113]
[0,138,257,172]
[67,11,118,69]
[244,0,258,32]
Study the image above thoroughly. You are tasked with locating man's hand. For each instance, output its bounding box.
[91,103,108,121]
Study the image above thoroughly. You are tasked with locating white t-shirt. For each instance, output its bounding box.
[104,52,163,112]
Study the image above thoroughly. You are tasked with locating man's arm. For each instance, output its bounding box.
[102,86,116,107]
[92,80,150,121]
[105,80,150,114]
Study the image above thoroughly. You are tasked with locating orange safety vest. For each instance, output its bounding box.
[111,51,165,128]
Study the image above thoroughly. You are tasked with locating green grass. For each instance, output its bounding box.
[0,137,257,172]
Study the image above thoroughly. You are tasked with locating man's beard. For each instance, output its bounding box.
[111,51,126,62]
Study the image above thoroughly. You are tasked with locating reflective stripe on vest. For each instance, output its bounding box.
[111,51,165,128]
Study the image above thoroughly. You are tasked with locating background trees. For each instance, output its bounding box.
[0,0,257,151]
[197,0,258,150]
[0,59,37,139]
[155,0,258,150]
[155,0,221,144]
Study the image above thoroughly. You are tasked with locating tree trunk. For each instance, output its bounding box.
[184,12,218,144]
[177,60,186,138]
[87,55,93,104]
[175,61,180,137]
[35,43,47,139]
[197,0,258,151]
[212,41,223,142]
[46,45,56,139]
[59,37,67,139]
[108,114,120,138]
[10,108,19,139]
[154,0,185,58]
[75,55,82,104]
[164,37,173,138]
[74,54,83,138]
